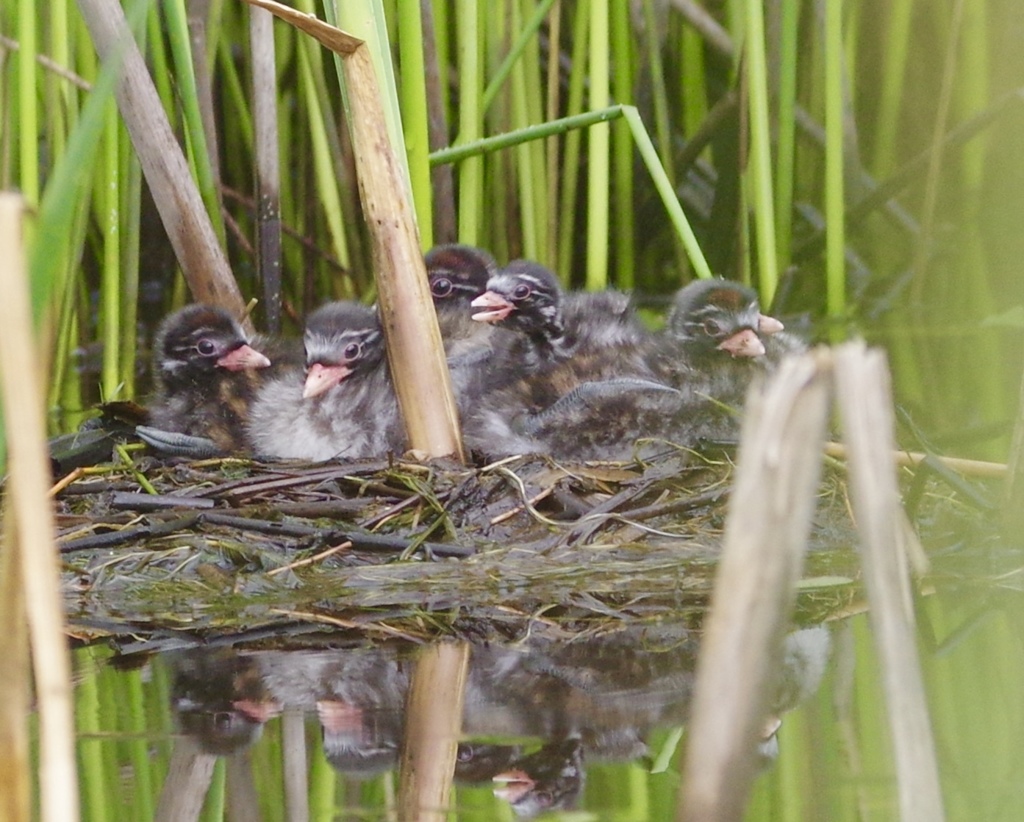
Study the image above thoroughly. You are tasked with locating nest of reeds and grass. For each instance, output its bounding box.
[53,434,863,649]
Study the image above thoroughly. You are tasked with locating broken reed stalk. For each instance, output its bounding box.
[398,641,470,821]
[833,341,946,822]
[0,195,79,822]
[679,350,831,822]
[240,0,464,461]
[76,0,250,328]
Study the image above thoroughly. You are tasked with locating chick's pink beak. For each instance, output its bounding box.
[758,313,785,335]
[471,291,515,322]
[217,344,271,371]
[303,362,352,399]
[492,769,534,803]
[718,328,765,358]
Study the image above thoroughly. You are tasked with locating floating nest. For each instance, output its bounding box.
[51,430,863,652]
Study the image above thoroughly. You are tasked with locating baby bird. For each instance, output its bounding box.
[470,260,650,378]
[424,244,511,410]
[649,278,805,446]
[463,261,676,461]
[425,243,499,360]
[139,304,279,456]
[246,301,405,462]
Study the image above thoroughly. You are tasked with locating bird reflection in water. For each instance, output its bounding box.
[160,623,830,817]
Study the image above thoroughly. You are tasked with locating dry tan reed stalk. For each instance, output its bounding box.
[154,738,217,820]
[834,341,945,822]
[281,709,310,820]
[679,350,831,822]
[0,515,30,821]
[240,0,464,460]
[399,642,470,821]
[76,0,250,327]
[0,194,79,821]
[824,441,1007,479]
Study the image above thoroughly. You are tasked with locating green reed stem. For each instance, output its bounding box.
[163,0,226,245]
[119,130,141,400]
[525,0,550,262]
[679,23,708,144]
[610,0,634,286]
[216,38,254,153]
[297,39,350,274]
[432,105,710,280]
[123,669,155,821]
[742,0,779,303]
[824,0,846,338]
[455,0,482,243]
[430,108,624,166]
[146,3,175,120]
[642,0,675,186]
[773,0,801,271]
[397,0,434,247]
[77,654,111,822]
[585,0,609,290]
[556,0,589,280]
[335,0,414,207]
[99,103,121,400]
[17,0,39,207]
[479,0,558,116]
[870,0,914,176]
[622,106,712,280]
[32,2,152,323]
[511,1,539,259]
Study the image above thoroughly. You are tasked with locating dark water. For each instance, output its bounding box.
[65,563,1024,822]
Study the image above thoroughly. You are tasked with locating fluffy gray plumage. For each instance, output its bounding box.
[463,261,671,460]
[246,302,405,462]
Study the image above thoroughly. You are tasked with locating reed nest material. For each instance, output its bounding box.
[48,445,861,648]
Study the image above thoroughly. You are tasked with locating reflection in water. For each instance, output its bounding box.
[163,623,830,817]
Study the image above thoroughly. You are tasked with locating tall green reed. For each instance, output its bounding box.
[4,0,1019,459]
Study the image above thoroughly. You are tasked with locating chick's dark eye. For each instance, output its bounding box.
[342,342,361,360]
[431,277,453,297]
[511,283,532,300]
[196,339,217,356]
[702,319,723,336]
